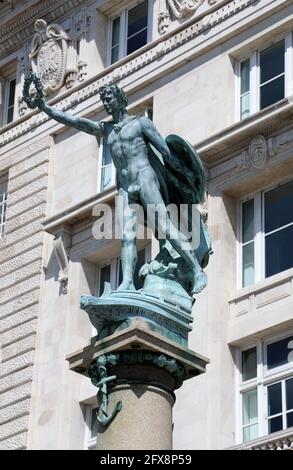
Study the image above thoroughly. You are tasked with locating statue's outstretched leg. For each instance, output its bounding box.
[116,188,137,291]
[139,176,207,295]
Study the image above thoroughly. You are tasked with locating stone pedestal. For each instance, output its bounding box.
[67,318,209,450]
[96,382,174,450]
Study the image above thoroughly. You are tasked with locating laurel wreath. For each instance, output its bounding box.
[23,72,44,109]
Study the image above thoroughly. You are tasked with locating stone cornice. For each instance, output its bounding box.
[231,428,293,450]
[42,99,293,234]
[197,97,293,166]
[43,186,117,234]
[0,0,262,149]
[0,0,88,58]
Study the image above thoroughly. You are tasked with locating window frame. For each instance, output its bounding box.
[107,0,153,66]
[3,76,16,126]
[97,138,116,193]
[0,71,16,127]
[236,331,293,444]
[0,173,8,238]
[84,404,99,450]
[236,32,293,121]
[96,256,120,296]
[96,244,152,296]
[4,75,17,125]
[237,177,293,289]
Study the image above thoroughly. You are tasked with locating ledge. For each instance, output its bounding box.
[228,269,293,345]
[229,268,293,304]
[197,98,293,166]
[230,428,293,450]
[42,186,117,235]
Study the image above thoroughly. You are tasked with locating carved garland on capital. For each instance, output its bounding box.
[158,0,218,34]
[88,351,185,427]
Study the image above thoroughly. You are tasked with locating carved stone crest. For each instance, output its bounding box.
[168,0,205,18]
[239,135,268,170]
[158,0,216,34]
[30,19,82,94]
[248,135,268,169]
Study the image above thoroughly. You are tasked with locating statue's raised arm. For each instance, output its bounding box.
[23,72,103,138]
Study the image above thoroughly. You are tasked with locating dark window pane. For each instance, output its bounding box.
[145,106,153,121]
[287,412,293,428]
[242,347,257,381]
[112,17,120,47]
[269,415,283,434]
[242,199,254,243]
[267,336,293,370]
[7,106,14,124]
[99,264,111,294]
[241,59,250,95]
[90,407,99,439]
[260,75,284,110]
[118,259,123,287]
[265,181,293,233]
[265,225,293,278]
[127,28,148,55]
[133,248,146,289]
[268,382,282,416]
[128,0,148,38]
[102,143,112,166]
[260,41,285,84]
[8,79,16,107]
[0,174,7,196]
[286,378,293,411]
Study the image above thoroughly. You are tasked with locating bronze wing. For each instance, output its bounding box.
[147,134,206,207]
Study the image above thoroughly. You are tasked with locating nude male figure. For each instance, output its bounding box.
[33,83,207,294]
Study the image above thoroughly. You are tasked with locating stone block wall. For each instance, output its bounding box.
[0,138,50,450]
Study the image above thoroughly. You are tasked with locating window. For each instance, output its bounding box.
[97,245,151,295]
[109,0,152,65]
[0,174,8,238]
[237,333,293,444]
[98,104,153,193]
[0,60,17,127]
[237,34,293,120]
[84,405,99,450]
[100,142,115,192]
[241,199,254,288]
[5,78,16,124]
[240,59,250,120]
[239,180,293,288]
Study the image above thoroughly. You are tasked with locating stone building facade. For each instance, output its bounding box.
[0,0,293,450]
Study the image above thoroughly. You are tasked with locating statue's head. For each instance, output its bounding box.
[98,85,128,115]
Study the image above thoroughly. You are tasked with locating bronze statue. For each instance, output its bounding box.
[23,73,211,298]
